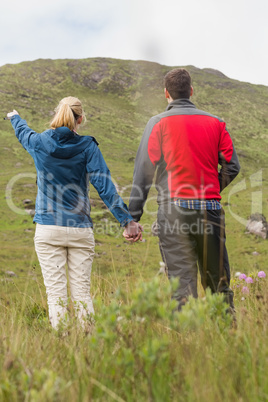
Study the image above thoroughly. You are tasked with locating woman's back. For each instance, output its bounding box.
[10,96,133,228]
[33,126,97,227]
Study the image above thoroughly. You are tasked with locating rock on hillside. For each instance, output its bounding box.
[246,213,268,239]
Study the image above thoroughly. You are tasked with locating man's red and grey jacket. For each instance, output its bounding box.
[129,99,240,221]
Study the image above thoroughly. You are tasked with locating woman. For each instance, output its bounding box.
[7,97,141,329]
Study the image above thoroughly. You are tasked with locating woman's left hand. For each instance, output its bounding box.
[6,110,19,119]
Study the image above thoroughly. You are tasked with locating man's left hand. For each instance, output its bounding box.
[123,221,143,242]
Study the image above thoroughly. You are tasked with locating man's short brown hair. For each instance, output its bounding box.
[164,68,192,100]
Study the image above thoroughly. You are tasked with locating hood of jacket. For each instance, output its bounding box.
[40,127,95,159]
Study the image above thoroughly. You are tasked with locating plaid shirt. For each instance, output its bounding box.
[173,199,222,210]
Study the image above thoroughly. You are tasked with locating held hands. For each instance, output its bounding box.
[123,220,143,243]
[6,110,19,120]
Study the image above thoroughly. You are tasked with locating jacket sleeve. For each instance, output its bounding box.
[128,117,162,221]
[86,142,133,227]
[218,122,240,192]
[10,115,39,154]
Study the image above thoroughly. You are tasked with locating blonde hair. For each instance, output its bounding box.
[50,96,86,131]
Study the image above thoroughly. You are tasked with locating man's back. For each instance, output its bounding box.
[148,99,235,199]
[129,99,240,220]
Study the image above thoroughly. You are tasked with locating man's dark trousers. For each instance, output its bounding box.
[157,203,234,310]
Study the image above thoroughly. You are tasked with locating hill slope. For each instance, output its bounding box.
[0,57,267,285]
[1,57,267,165]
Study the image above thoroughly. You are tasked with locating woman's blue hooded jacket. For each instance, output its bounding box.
[11,115,133,228]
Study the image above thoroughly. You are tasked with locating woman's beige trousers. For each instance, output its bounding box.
[34,223,95,329]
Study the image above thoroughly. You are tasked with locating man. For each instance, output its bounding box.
[124,68,240,311]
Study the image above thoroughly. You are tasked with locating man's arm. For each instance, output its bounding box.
[129,117,162,221]
[218,122,240,192]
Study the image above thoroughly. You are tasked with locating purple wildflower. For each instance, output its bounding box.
[242,286,249,294]
[245,277,253,284]
[258,271,266,278]
[239,273,247,280]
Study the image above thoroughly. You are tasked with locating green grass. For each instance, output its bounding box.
[0,273,267,401]
[0,57,267,401]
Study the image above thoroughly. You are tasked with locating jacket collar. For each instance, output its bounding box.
[166,98,196,111]
[53,126,77,138]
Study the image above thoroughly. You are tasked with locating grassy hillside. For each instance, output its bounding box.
[0,57,267,282]
[0,58,267,401]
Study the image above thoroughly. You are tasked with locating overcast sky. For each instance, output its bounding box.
[1,0,267,86]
